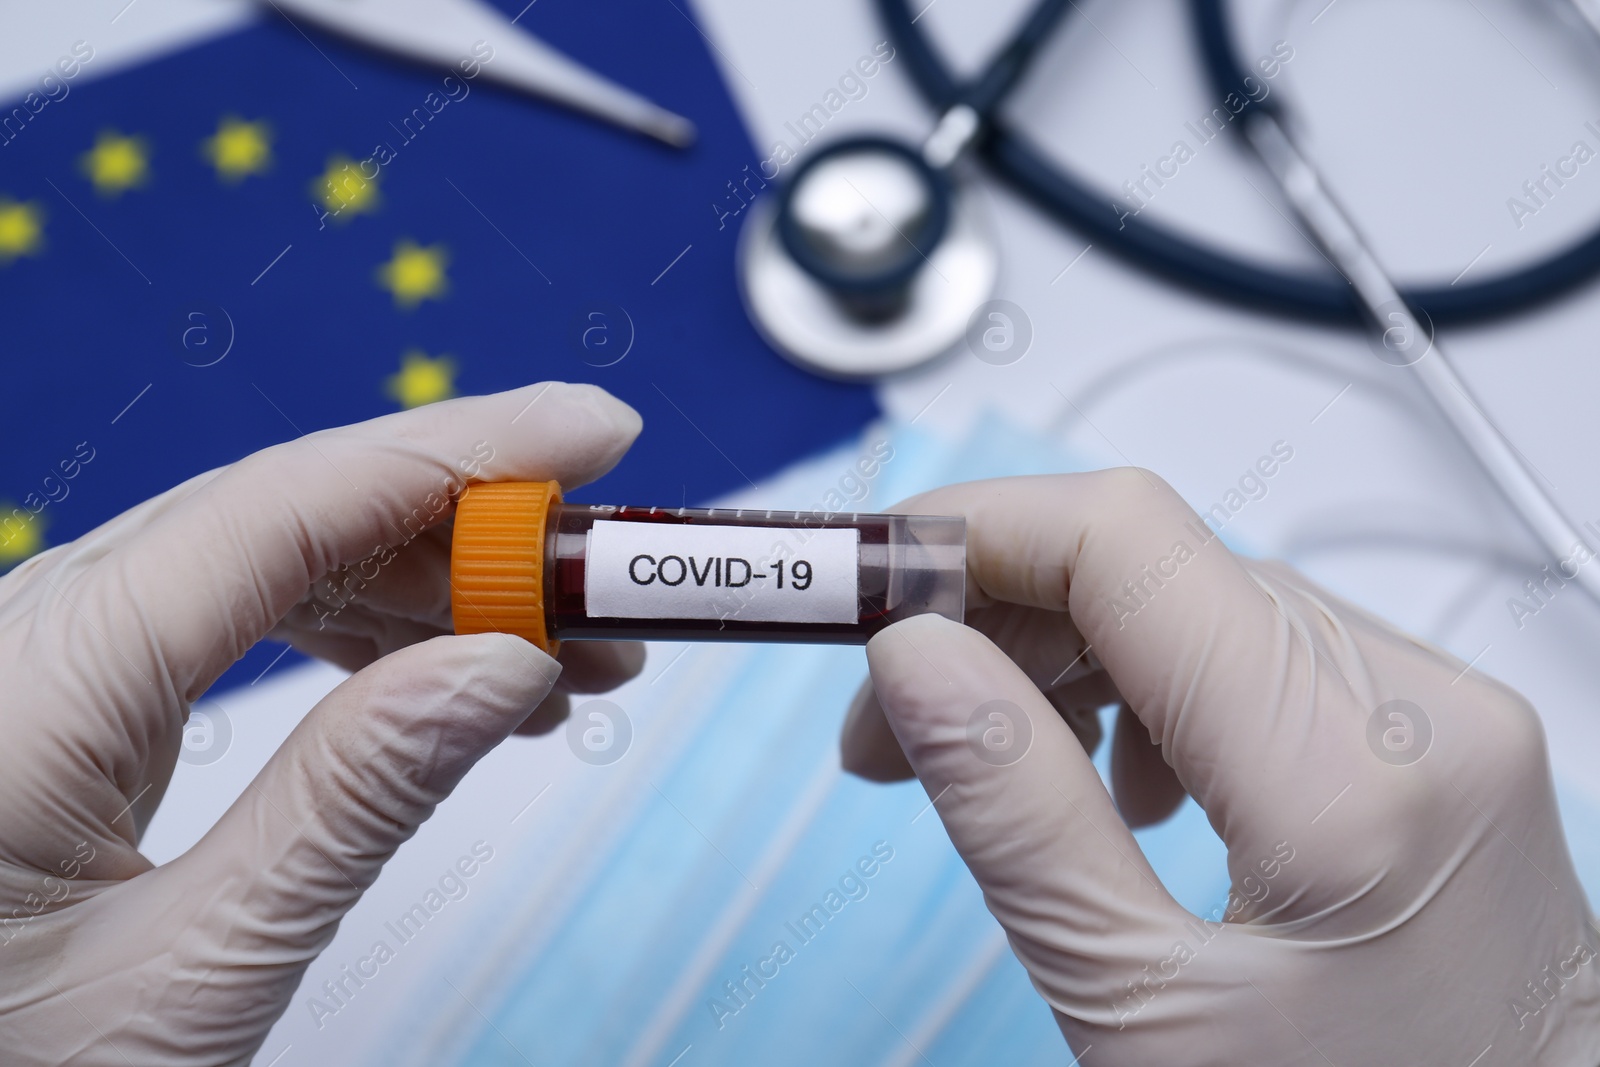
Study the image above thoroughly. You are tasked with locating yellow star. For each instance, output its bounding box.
[80,130,150,197]
[385,350,457,408]
[0,199,44,264]
[0,507,44,567]
[310,155,380,222]
[377,239,449,309]
[203,116,272,182]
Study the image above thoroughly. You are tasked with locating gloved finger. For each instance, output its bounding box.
[514,690,570,736]
[841,680,913,781]
[966,606,1114,757]
[269,628,378,675]
[271,598,451,662]
[148,631,558,1015]
[842,668,1113,783]
[508,642,646,738]
[274,605,641,698]
[881,473,1307,837]
[110,382,640,701]
[1110,705,1187,828]
[1041,676,1109,755]
[867,613,1187,1020]
[963,603,1090,681]
[842,602,1108,781]
[551,640,646,694]
[295,524,456,632]
[270,605,640,742]
[0,466,225,596]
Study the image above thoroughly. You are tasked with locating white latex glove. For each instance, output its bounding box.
[0,383,645,1066]
[842,471,1600,1065]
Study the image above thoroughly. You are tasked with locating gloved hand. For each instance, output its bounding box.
[843,471,1600,1065]
[0,383,645,1066]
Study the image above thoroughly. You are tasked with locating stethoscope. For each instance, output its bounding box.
[738,0,1600,609]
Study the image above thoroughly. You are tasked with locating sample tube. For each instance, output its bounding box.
[450,481,966,652]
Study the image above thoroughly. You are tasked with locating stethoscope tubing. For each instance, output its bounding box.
[877,0,1600,328]
[875,0,1600,605]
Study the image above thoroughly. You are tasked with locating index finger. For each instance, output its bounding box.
[101,382,641,699]
[886,471,1343,829]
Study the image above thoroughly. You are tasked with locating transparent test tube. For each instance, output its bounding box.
[449,481,966,652]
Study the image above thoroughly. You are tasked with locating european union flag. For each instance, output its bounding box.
[0,0,877,689]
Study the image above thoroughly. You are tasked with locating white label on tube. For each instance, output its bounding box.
[584,521,859,625]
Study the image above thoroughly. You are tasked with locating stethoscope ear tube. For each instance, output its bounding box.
[876,0,1600,328]
[1191,0,1280,124]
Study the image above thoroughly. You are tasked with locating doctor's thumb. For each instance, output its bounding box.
[153,633,558,1005]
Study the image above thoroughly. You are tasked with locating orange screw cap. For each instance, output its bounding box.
[450,480,562,655]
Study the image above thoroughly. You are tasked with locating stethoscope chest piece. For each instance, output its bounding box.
[737,136,998,379]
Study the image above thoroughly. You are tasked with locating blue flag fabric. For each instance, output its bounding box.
[0,0,876,690]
